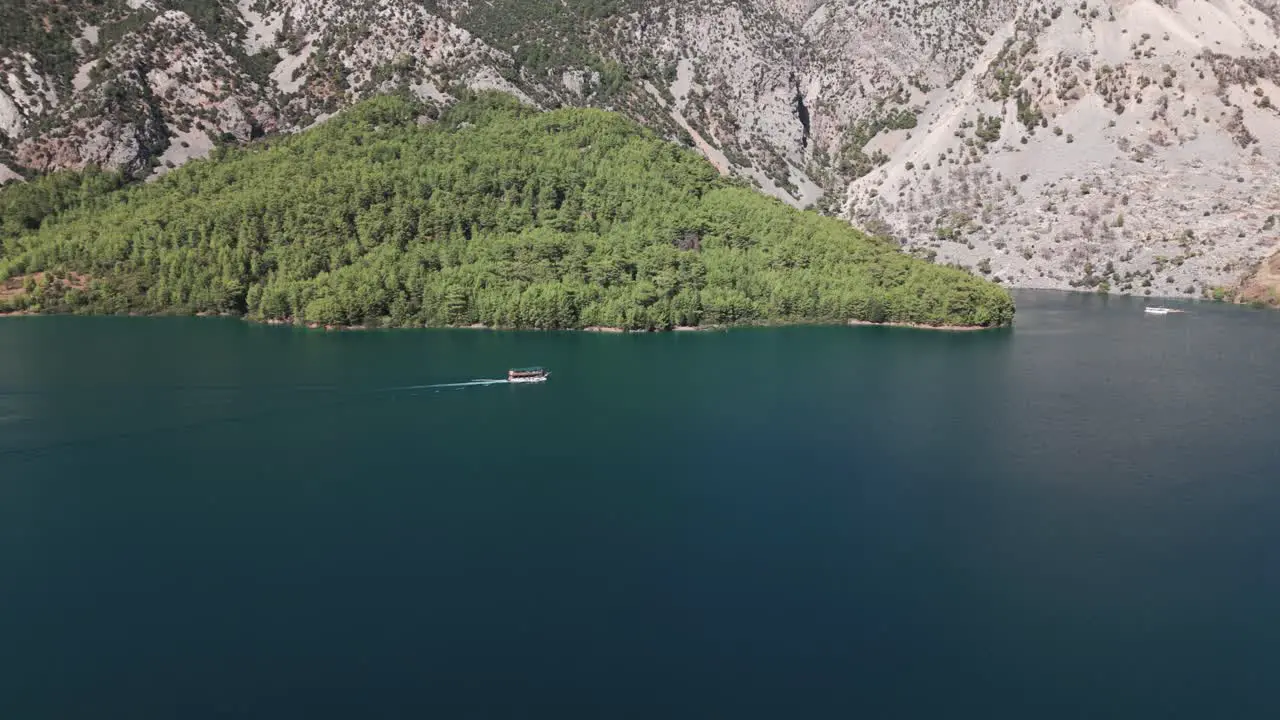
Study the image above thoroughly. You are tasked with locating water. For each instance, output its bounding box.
[2,291,1279,719]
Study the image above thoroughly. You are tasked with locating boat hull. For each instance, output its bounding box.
[509,375,548,383]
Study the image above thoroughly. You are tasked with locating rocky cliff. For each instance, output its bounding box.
[2,0,1278,302]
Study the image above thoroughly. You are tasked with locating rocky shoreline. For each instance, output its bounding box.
[249,317,1005,333]
[0,308,1011,331]
[846,319,993,332]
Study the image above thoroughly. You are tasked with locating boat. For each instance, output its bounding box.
[1144,306,1185,315]
[508,367,550,383]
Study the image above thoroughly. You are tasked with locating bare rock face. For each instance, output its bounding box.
[1238,248,1280,306]
[5,6,278,178]
[2,0,1279,300]
[840,0,1280,301]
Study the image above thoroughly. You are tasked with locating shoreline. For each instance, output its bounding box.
[0,311,1009,332]
[582,325,715,333]
[846,319,993,332]
[273,319,1006,333]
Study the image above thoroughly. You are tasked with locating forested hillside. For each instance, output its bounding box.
[0,93,1013,329]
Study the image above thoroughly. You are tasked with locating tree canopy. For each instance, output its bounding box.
[0,92,1014,329]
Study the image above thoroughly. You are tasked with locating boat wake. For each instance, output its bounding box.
[384,379,510,392]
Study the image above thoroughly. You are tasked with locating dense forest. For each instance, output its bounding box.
[0,93,1014,329]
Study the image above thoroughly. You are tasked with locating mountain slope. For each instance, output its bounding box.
[0,94,1014,329]
[2,0,1278,301]
[845,0,1280,302]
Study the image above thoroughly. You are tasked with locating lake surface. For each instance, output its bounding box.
[2,290,1279,719]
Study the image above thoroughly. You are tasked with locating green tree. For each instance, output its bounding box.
[0,93,1014,329]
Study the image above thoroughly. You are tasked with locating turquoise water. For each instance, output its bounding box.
[2,290,1279,718]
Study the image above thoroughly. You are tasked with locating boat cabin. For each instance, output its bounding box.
[508,367,549,381]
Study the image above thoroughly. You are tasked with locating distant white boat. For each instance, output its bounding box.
[1144,306,1185,315]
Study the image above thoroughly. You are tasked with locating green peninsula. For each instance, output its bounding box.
[0,93,1013,329]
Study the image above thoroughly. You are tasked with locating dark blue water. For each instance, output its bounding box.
[2,290,1279,718]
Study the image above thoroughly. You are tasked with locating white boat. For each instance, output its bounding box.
[508,367,549,383]
[1144,306,1185,315]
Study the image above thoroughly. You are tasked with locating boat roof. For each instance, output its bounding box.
[510,366,545,372]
